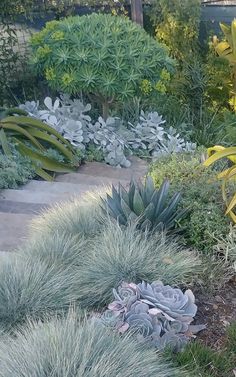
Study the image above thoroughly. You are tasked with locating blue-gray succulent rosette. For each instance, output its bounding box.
[102,281,205,351]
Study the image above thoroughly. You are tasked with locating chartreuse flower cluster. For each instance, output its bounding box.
[31,13,174,112]
[140,69,171,95]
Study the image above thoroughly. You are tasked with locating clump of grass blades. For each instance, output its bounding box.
[0,254,82,331]
[21,231,89,267]
[0,312,185,377]
[169,322,236,377]
[75,221,201,308]
[29,188,109,239]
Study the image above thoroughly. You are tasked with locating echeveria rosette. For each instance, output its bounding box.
[138,280,197,325]
[102,280,205,352]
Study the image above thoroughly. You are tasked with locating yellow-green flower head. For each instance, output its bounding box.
[62,73,74,86]
[45,20,59,31]
[36,44,51,59]
[155,80,167,94]
[51,31,65,41]
[45,67,56,81]
[31,32,44,46]
[140,79,152,95]
[160,68,171,82]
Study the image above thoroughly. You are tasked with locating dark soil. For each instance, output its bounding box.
[194,276,236,350]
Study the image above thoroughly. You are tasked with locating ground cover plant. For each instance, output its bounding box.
[0,148,35,189]
[19,95,196,168]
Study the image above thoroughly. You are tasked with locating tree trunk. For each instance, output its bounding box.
[102,101,109,120]
[131,0,143,27]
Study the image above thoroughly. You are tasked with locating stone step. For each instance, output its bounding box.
[0,188,91,206]
[55,172,128,186]
[0,212,34,251]
[77,157,148,181]
[22,180,102,195]
[0,199,48,214]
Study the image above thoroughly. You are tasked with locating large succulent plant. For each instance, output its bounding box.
[20,96,131,167]
[128,111,196,157]
[102,176,185,231]
[102,281,205,352]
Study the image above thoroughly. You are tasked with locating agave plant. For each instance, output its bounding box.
[204,145,236,223]
[0,110,76,180]
[102,280,205,352]
[102,176,185,231]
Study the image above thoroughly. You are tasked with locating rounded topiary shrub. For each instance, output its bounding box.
[0,313,184,377]
[31,13,174,117]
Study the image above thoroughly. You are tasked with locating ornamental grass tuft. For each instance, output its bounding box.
[0,312,185,377]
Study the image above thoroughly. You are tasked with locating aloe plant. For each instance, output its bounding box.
[0,112,76,181]
[102,176,186,231]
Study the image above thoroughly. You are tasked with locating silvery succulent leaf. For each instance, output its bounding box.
[153,330,189,352]
[19,101,39,116]
[125,312,154,337]
[44,97,60,112]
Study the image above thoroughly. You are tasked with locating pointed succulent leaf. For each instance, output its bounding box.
[133,189,145,216]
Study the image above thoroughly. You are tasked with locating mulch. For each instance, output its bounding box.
[194,276,236,350]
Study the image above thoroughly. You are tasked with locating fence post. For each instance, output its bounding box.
[131,0,143,27]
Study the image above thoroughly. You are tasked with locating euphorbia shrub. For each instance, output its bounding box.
[31,13,173,118]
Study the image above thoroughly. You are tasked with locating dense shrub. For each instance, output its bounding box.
[31,13,174,118]
[0,312,184,377]
[149,0,201,61]
[149,153,230,252]
[0,151,35,189]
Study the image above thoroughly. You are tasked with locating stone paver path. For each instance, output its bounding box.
[0,157,148,251]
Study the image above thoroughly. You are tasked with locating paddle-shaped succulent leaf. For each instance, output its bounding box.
[0,112,76,180]
[102,176,185,231]
[102,281,205,352]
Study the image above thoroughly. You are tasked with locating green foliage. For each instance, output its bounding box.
[0,312,183,377]
[169,322,236,377]
[102,177,185,232]
[205,42,231,112]
[149,0,201,61]
[85,143,104,162]
[0,149,35,189]
[0,112,77,180]
[214,20,236,112]
[31,13,174,117]
[149,153,230,252]
[0,0,35,106]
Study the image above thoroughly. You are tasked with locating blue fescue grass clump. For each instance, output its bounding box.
[0,221,200,330]
[0,312,185,377]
